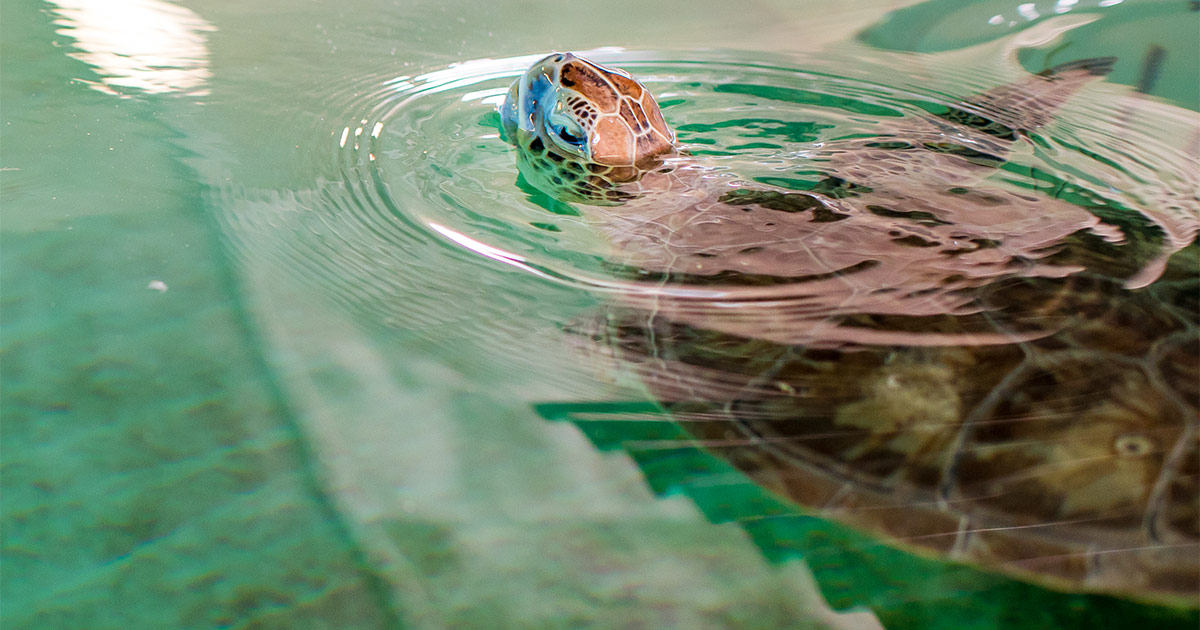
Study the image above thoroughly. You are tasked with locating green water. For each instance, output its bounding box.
[859,0,1200,110]
[2,1,1197,629]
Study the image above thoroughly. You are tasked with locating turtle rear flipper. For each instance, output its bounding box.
[947,57,1117,136]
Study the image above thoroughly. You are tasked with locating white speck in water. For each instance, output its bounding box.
[1017,3,1039,20]
[988,14,1004,25]
[1098,0,1123,6]
[1054,0,1078,13]
[147,280,168,292]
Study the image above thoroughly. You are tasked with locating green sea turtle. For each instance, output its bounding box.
[500,53,1199,604]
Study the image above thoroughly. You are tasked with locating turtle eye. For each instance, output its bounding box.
[553,123,585,145]
[545,110,588,154]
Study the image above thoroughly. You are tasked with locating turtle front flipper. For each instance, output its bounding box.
[944,57,1116,138]
[818,58,1116,190]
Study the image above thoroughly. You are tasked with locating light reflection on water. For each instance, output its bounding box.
[47,0,215,97]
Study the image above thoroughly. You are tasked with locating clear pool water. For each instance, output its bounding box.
[2,1,1197,629]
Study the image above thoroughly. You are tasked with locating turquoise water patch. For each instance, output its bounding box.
[859,0,1200,110]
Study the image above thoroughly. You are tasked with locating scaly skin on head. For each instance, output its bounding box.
[500,53,675,203]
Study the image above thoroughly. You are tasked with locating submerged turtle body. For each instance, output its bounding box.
[500,53,1199,603]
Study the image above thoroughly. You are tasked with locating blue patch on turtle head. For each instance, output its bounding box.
[500,53,591,161]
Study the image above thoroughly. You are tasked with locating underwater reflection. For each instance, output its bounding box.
[48,0,215,97]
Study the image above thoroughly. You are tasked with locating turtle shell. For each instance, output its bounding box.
[589,219,1198,604]
[510,53,1199,605]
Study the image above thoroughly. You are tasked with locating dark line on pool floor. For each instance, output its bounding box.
[1136,45,1166,94]
[192,185,408,628]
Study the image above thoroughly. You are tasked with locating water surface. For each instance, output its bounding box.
[2,1,1197,628]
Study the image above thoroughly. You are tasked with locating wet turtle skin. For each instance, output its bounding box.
[500,53,1199,604]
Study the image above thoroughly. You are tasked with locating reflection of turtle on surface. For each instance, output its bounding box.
[500,53,1199,604]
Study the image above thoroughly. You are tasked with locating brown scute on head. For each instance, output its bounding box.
[606,72,646,100]
[560,62,620,112]
[619,100,647,132]
[587,92,673,166]
[635,134,671,166]
[640,92,672,140]
[590,116,635,165]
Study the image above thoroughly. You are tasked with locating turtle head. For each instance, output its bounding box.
[500,52,675,201]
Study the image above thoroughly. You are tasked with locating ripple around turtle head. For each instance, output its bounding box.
[296,48,1197,354]
[210,45,1200,368]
